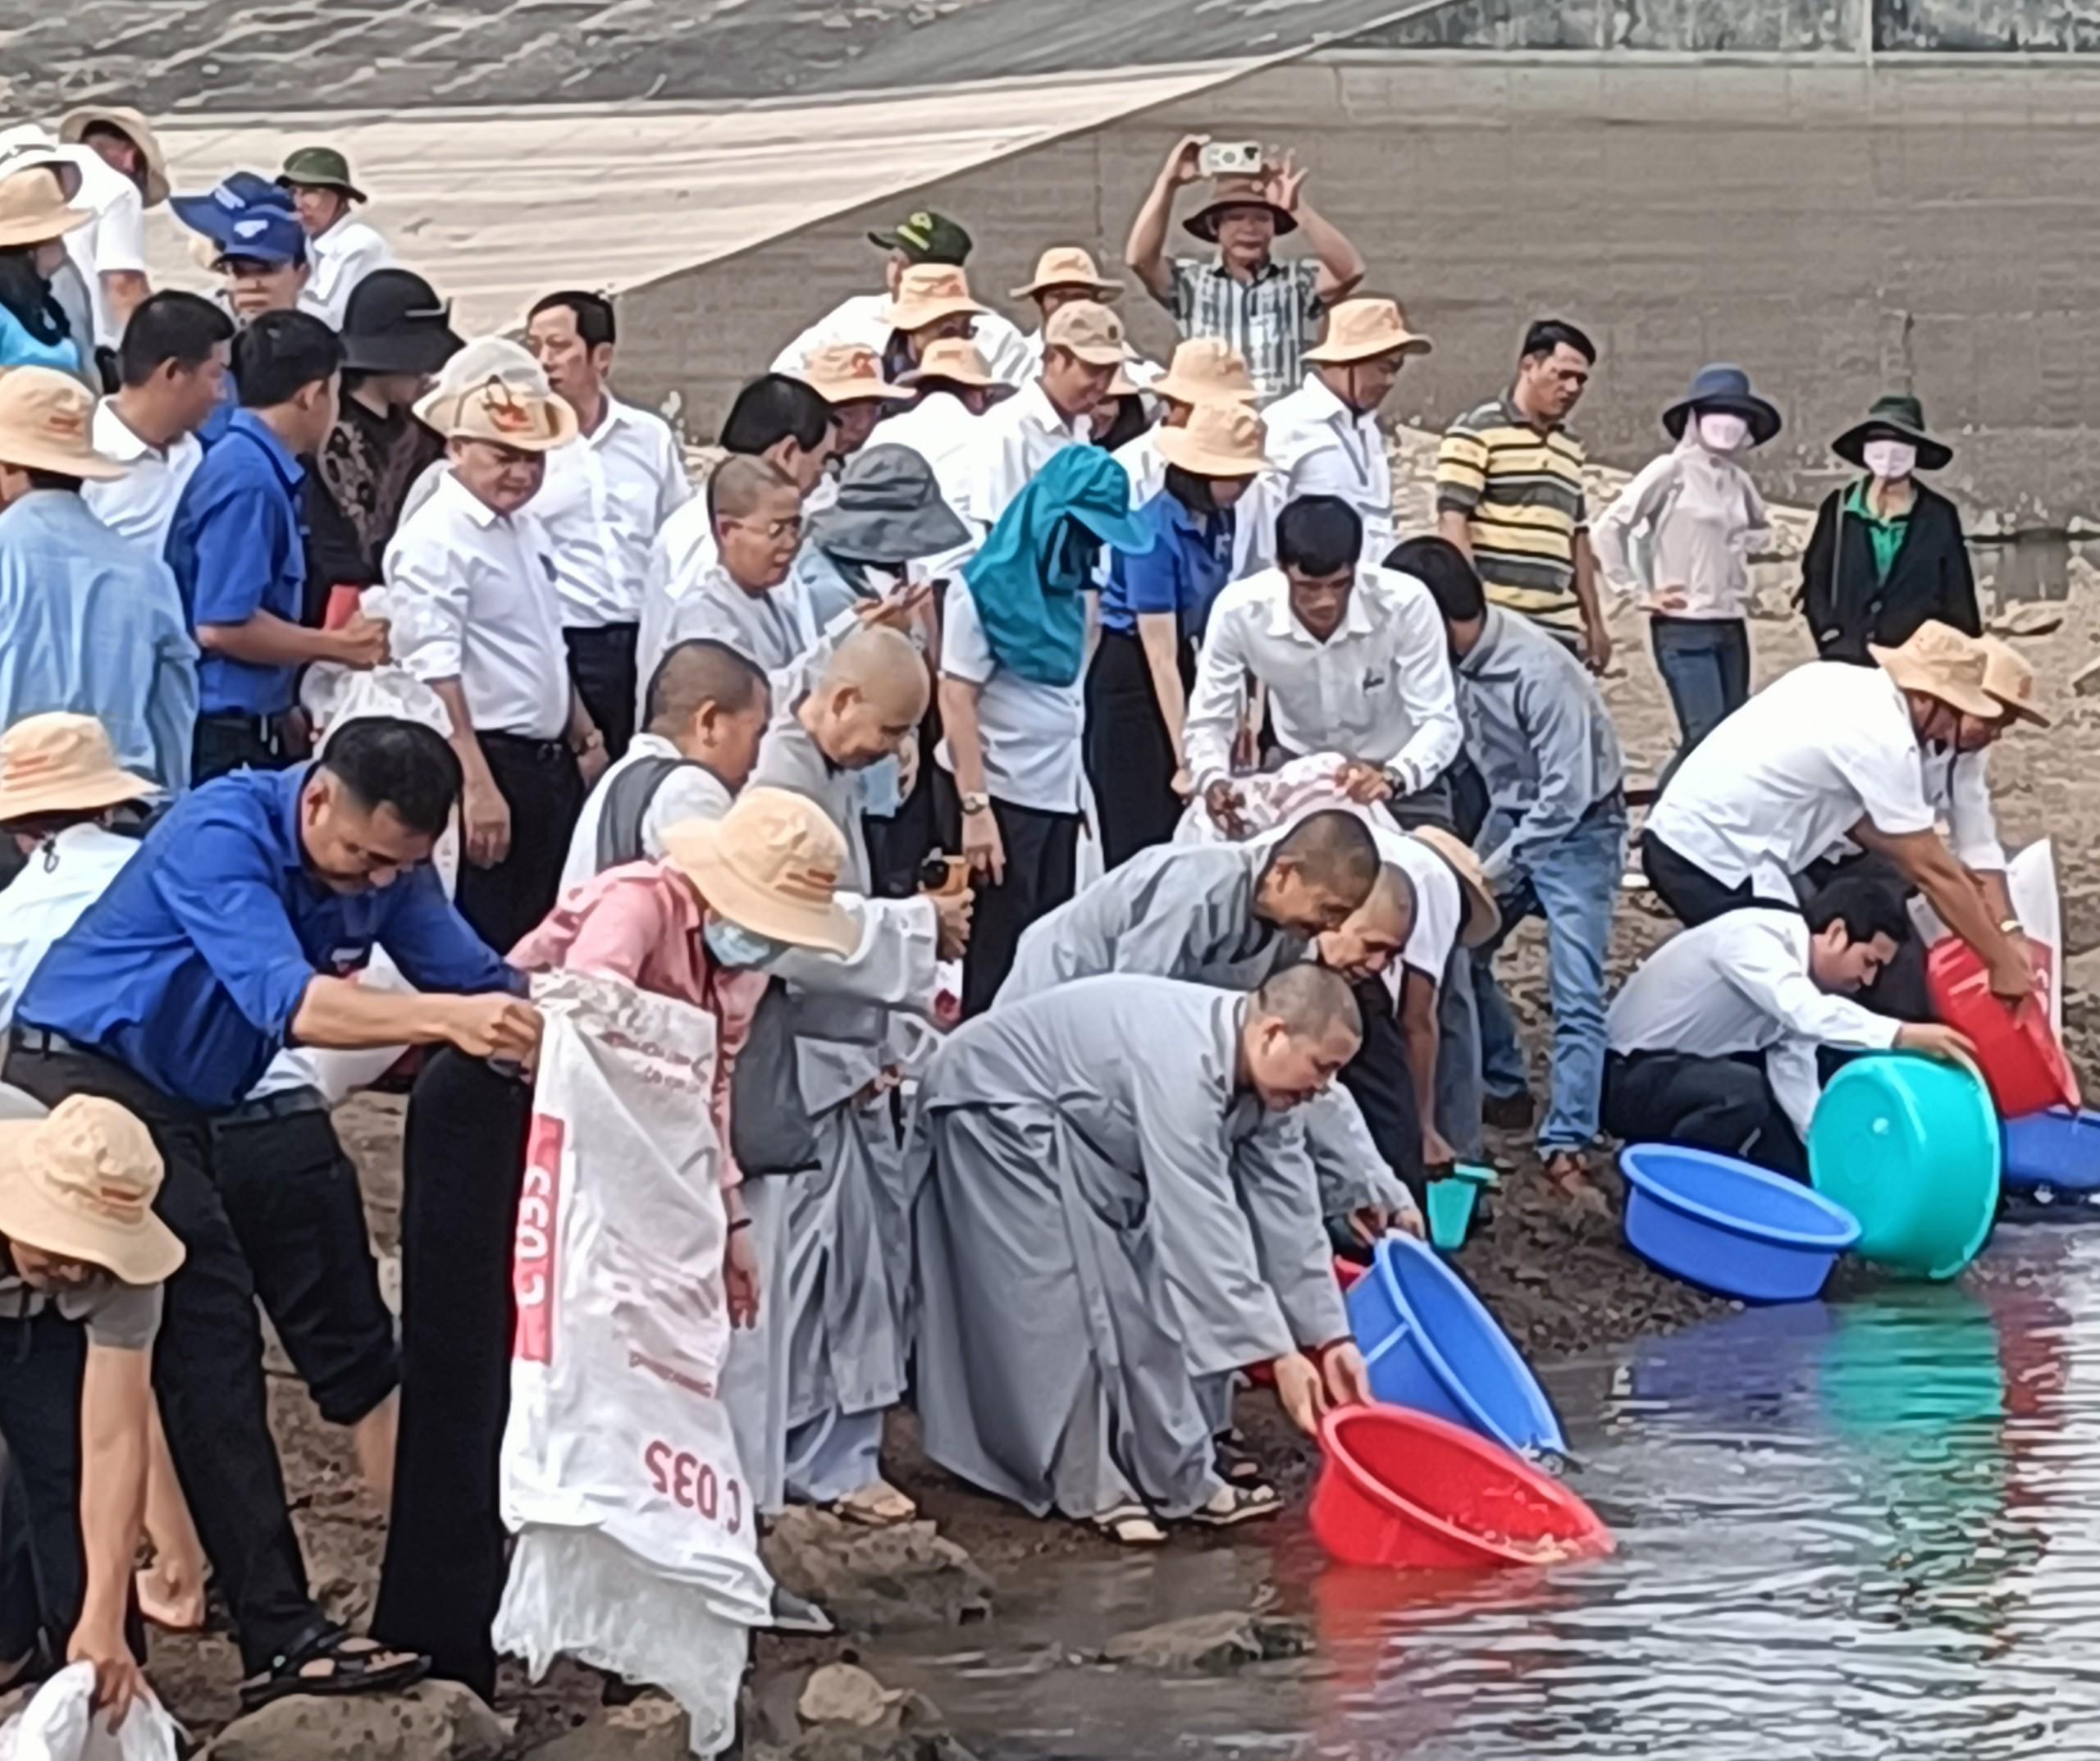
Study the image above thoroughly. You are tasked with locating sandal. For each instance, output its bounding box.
[1192,1482,1281,1530]
[239,1624,428,1711]
[1093,1503,1167,1547]
[1214,1436,1266,1486]
[829,1479,918,1528]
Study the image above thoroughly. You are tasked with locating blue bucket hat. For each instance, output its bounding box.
[170,171,307,266]
[1661,363,1782,448]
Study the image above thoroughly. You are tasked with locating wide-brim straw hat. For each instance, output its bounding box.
[1150,338,1258,407]
[0,167,89,250]
[1155,403,1268,480]
[1184,175,1298,242]
[1833,392,1952,473]
[1411,826,1502,948]
[1010,246,1122,302]
[800,344,907,405]
[1868,620,2002,721]
[1303,298,1433,367]
[57,105,170,208]
[0,713,157,823]
[882,266,986,333]
[0,1097,184,1286]
[660,788,860,959]
[416,375,578,452]
[897,337,1004,391]
[0,367,126,480]
[1661,363,1782,448]
[1978,635,2049,728]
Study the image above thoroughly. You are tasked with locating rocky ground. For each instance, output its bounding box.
[121,448,2100,1756]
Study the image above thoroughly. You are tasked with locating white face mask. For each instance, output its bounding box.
[1861,438,1917,481]
[1696,412,1750,453]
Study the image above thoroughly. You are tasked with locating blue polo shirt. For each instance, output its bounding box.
[1101,488,1237,641]
[16,764,512,1112]
[165,409,308,718]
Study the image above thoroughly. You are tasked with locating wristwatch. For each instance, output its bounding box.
[1382,764,1412,798]
[960,792,990,816]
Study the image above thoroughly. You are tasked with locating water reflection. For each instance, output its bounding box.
[1971,534,2100,605]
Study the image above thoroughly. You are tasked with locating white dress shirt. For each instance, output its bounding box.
[1607,907,1904,1139]
[298,212,395,330]
[963,378,1092,528]
[772,290,1034,386]
[866,392,984,522]
[54,146,148,351]
[935,579,1084,813]
[384,471,571,739]
[83,401,202,557]
[1184,564,1462,798]
[1262,373,1395,563]
[560,730,737,894]
[534,394,692,629]
[1111,424,1281,580]
[1646,661,1937,902]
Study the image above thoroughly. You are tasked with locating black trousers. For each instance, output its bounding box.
[1640,828,1774,928]
[1339,974,1430,1203]
[2,1038,322,1675]
[192,713,294,786]
[564,623,639,763]
[372,1048,533,1700]
[455,732,585,957]
[948,792,1082,1018]
[1602,1048,1806,1179]
[1084,629,1187,872]
[0,1310,88,1664]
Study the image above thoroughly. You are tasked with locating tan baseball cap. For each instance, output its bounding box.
[897,337,1003,390]
[418,375,578,453]
[1978,635,2049,728]
[881,265,987,333]
[1156,403,1269,480]
[800,344,907,405]
[1150,338,1259,408]
[0,1097,184,1286]
[0,714,156,823]
[1043,300,1127,368]
[1869,621,2001,722]
[660,787,859,960]
[1010,245,1123,302]
[1303,297,1434,367]
[0,369,126,480]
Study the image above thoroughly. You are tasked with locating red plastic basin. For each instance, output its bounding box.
[1926,938,2079,1118]
[1249,1258,1365,1388]
[1310,1404,1614,1570]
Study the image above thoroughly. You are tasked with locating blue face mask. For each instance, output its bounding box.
[859,755,904,819]
[703,919,790,969]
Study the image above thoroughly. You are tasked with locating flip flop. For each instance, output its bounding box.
[1093,1503,1167,1547]
[239,1626,428,1711]
[1191,1482,1281,1529]
[829,1480,918,1528]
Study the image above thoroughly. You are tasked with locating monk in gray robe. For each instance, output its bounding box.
[910,968,1373,1543]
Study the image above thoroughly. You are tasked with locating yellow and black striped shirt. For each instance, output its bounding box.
[1435,396,1588,631]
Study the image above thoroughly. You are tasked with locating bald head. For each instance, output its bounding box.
[710,451,804,592]
[1257,963,1363,1039]
[802,625,931,770]
[707,452,795,521]
[645,637,773,788]
[1257,810,1381,938]
[1317,861,1418,982]
[1241,964,1363,1111]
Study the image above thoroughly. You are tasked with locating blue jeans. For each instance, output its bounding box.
[1650,617,1751,780]
[1472,797,1628,1154]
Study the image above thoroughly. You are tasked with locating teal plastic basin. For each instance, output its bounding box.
[1806,1053,2001,1281]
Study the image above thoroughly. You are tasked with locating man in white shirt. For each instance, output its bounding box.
[794,343,906,472]
[965,300,1128,528]
[386,375,606,953]
[1009,245,1163,382]
[56,106,167,355]
[523,290,692,761]
[1642,621,2034,1004]
[1264,299,1431,566]
[866,338,1007,527]
[1187,496,1461,836]
[83,291,233,555]
[1605,876,1972,1176]
[771,208,1032,386]
[278,148,395,331]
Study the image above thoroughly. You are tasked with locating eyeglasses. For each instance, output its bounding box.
[728,514,804,542]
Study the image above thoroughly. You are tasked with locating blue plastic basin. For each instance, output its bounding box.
[1619,1144,1860,1303]
[1345,1234,1564,1455]
[2002,1108,2100,1193]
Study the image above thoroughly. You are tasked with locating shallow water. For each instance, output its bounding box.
[868,1225,2100,1760]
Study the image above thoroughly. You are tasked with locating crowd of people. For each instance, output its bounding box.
[0,107,2055,1751]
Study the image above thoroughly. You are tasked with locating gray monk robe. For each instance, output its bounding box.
[908,975,1349,1520]
[998,842,1405,1220]
[726,697,939,1513]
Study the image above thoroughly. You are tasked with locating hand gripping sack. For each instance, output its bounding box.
[0,1665,180,1761]
[492,969,772,1759]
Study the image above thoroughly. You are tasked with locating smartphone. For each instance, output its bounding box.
[1199,140,1265,177]
[917,854,971,897]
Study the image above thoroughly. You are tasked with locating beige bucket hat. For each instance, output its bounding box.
[897,337,1003,391]
[881,265,987,333]
[416,375,578,452]
[1185,173,1298,242]
[0,714,156,823]
[1010,245,1123,302]
[0,1096,184,1286]
[1042,299,1127,368]
[0,369,126,480]
[800,344,907,405]
[1411,826,1502,948]
[660,786,859,959]
[0,167,88,250]
[1303,297,1434,367]
[1150,338,1259,408]
[1868,621,2002,721]
[1157,403,1269,479]
[1978,635,2049,728]
[57,105,171,208]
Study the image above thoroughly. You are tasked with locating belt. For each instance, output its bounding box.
[199,710,290,746]
[480,730,573,761]
[9,1025,92,1059]
[215,1087,327,1128]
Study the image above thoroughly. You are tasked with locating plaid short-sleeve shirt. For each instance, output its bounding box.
[1166,255,1325,403]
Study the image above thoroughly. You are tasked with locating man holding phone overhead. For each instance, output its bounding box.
[1124,135,1367,404]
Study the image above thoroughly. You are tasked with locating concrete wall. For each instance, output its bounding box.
[619,52,2100,527]
[1352,0,2100,52]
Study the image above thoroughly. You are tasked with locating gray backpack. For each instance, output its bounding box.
[596,756,820,1178]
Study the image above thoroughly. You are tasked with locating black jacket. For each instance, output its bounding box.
[1799,481,1979,664]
